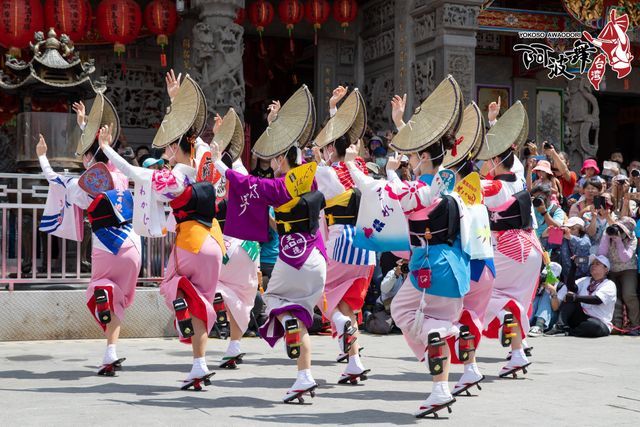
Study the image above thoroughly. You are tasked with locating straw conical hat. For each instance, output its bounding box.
[192,80,208,139]
[475,101,528,161]
[314,88,366,148]
[152,75,202,148]
[252,85,316,159]
[390,75,463,153]
[443,102,485,168]
[75,94,121,156]
[215,108,245,161]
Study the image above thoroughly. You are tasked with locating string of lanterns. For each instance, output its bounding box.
[0,1,358,64]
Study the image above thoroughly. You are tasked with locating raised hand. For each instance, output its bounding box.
[312,146,323,164]
[98,124,114,150]
[386,152,401,172]
[213,113,223,135]
[267,100,281,124]
[71,101,86,128]
[344,144,358,163]
[210,141,221,162]
[487,95,501,122]
[36,134,47,157]
[165,69,182,101]
[329,85,348,110]
[390,94,407,128]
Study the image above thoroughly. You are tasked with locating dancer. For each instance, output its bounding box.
[313,86,374,384]
[477,101,543,378]
[214,86,327,403]
[347,76,471,418]
[211,108,260,369]
[100,72,223,390]
[37,95,141,376]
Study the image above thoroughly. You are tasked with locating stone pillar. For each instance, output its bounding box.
[411,0,484,105]
[191,0,245,119]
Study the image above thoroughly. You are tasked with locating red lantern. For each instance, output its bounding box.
[234,7,245,26]
[278,0,303,52]
[144,0,178,67]
[332,0,357,29]
[44,0,91,42]
[0,0,44,58]
[96,0,142,55]
[304,0,330,45]
[248,0,274,55]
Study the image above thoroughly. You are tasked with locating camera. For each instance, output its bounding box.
[400,263,409,275]
[606,225,621,236]
[593,195,604,210]
[632,169,640,178]
[543,141,553,150]
[532,196,545,208]
[575,256,589,265]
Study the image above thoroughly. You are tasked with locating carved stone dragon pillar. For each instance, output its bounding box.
[564,75,600,168]
[192,0,245,120]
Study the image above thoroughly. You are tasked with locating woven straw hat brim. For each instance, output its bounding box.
[192,80,208,139]
[475,100,528,161]
[215,108,245,161]
[102,96,121,145]
[515,109,529,151]
[252,85,316,159]
[443,102,485,168]
[390,75,463,153]
[75,94,121,156]
[347,89,367,144]
[76,94,103,156]
[152,75,200,148]
[314,89,364,148]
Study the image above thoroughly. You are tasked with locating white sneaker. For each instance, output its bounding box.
[528,326,543,337]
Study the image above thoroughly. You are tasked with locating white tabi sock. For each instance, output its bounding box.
[432,381,452,399]
[347,354,366,373]
[297,368,314,384]
[332,311,350,335]
[103,344,118,365]
[226,340,241,357]
[465,362,481,376]
[193,356,208,371]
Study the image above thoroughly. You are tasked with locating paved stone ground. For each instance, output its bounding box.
[0,333,639,426]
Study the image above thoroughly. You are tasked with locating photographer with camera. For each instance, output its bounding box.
[528,262,563,337]
[559,217,592,281]
[597,217,640,331]
[543,142,577,201]
[364,259,407,335]
[531,184,566,239]
[545,255,616,337]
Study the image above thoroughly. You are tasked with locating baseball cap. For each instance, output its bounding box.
[589,255,610,270]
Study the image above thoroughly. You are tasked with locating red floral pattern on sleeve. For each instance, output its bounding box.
[152,168,178,193]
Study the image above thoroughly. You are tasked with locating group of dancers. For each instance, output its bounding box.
[37,69,543,418]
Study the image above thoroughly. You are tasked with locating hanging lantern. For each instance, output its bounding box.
[332,0,358,29]
[234,7,246,26]
[278,0,304,53]
[144,0,178,67]
[0,0,44,58]
[248,0,274,56]
[96,0,142,56]
[304,0,330,45]
[44,0,91,42]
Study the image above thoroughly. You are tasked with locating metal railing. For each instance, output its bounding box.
[0,173,173,290]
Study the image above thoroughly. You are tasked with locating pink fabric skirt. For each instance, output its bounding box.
[86,239,141,330]
[483,248,542,339]
[160,235,223,337]
[319,260,373,316]
[390,277,463,361]
[449,265,495,364]
[217,238,259,333]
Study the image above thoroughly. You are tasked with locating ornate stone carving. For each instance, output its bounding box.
[413,12,436,43]
[442,4,479,28]
[192,21,245,118]
[363,0,396,31]
[476,32,501,50]
[363,71,394,132]
[564,76,600,167]
[363,29,395,63]
[446,48,474,102]
[414,0,429,10]
[413,56,436,101]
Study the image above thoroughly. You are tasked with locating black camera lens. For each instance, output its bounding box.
[606,225,620,236]
[543,142,552,150]
[632,169,640,178]
[401,264,409,274]
[532,196,544,208]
